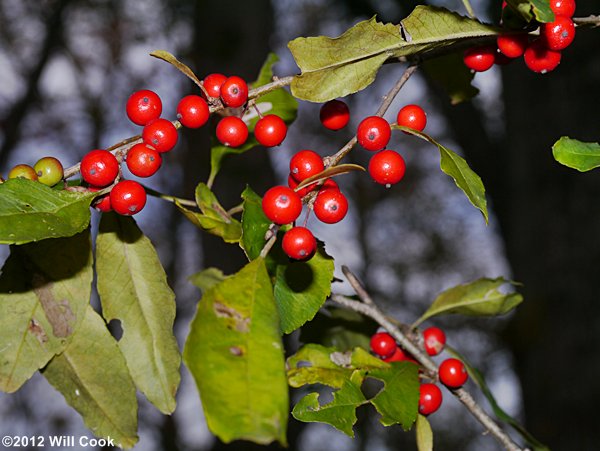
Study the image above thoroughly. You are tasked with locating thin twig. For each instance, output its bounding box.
[341,265,375,306]
[144,186,197,208]
[573,15,600,28]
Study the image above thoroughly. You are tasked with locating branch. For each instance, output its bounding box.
[330,267,524,451]
[573,15,600,28]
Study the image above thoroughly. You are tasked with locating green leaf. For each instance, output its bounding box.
[395,126,488,223]
[414,278,523,326]
[150,50,203,89]
[289,7,499,102]
[423,52,479,105]
[96,213,180,414]
[552,137,600,172]
[274,243,335,334]
[240,186,271,261]
[188,267,229,294]
[505,0,554,23]
[416,414,434,451]
[42,306,138,449]
[208,53,298,184]
[368,362,420,429]
[0,231,92,392]
[183,258,288,445]
[446,346,550,451]
[0,179,96,244]
[287,344,354,389]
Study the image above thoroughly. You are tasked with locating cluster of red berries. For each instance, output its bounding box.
[370,326,469,416]
[5,157,64,187]
[464,0,576,74]
[261,100,427,260]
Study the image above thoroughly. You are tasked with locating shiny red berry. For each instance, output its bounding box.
[497,33,529,58]
[282,226,317,260]
[203,73,227,99]
[261,186,302,225]
[254,114,287,147]
[368,150,406,187]
[463,45,496,72]
[110,180,146,216]
[370,332,397,358]
[439,358,468,388]
[126,90,162,126]
[126,143,162,178]
[177,95,210,128]
[89,187,112,213]
[142,118,178,153]
[397,104,427,132]
[383,347,408,362]
[216,116,249,147]
[419,384,443,416]
[220,76,248,108]
[314,188,348,224]
[357,116,391,151]
[289,150,324,182]
[524,39,562,73]
[423,326,446,356]
[549,0,576,18]
[320,100,350,131]
[80,149,119,187]
[288,174,338,197]
[541,16,575,51]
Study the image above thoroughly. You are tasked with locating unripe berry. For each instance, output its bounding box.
[80,149,119,187]
[261,186,302,225]
[8,164,38,181]
[126,90,162,126]
[110,180,147,216]
[126,143,162,178]
[177,95,210,128]
[254,114,287,147]
[439,358,469,388]
[357,116,391,151]
[313,188,348,224]
[370,332,397,358]
[216,116,249,147]
[419,384,443,416]
[282,226,317,260]
[289,150,324,182]
[34,156,64,186]
[319,100,350,130]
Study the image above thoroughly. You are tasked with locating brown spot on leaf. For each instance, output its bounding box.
[32,273,75,338]
[213,301,250,333]
[28,319,48,344]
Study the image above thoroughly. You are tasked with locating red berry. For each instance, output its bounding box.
[368,150,406,187]
[357,116,391,151]
[126,143,162,178]
[423,326,446,356]
[497,33,529,58]
[397,104,427,132]
[463,45,496,72]
[313,188,348,224]
[320,100,350,131]
[177,95,210,128]
[142,118,178,153]
[383,347,408,362]
[80,149,119,187]
[216,116,249,147]
[110,180,147,216]
[523,39,562,74]
[419,384,443,416]
[439,358,468,388]
[549,0,576,18]
[541,16,575,51]
[203,73,227,99]
[126,90,162,126]
[220,76,248,108]
[282,226,317,260]
[288,175,338,198]
[370,332,397,358]
[89,187,112,213]
[261,186,302,225]
[289,150,324,182]
[254,114,287,147]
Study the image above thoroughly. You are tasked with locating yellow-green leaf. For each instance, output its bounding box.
[416,414,434,451]
[552,137,600,172]
[150,50,203,89]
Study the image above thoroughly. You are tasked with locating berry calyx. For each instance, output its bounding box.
[220,76,248,108]
[370,332,397,358]
[203,73,227,99]
[320,100,350,131]
[497,33,529,58]
[419,384,443,416]
[126,143,162,178]
[541,16,576,51]
[423,326,446,356]
[261,186,302,225]
[357,116,391,151]
[439,358,469,388]
[549,0,576,18]
[368,150,406,187]
[34,156,64,186]
[216,116,249,147]
[282,226,317,260]
[177,95,210,129]
[80,149,119,187]
[110,180,147,216]
[313,188,348,224]
[126,90,162,126]
[8,164,38,181]
[290,150,324,182]
[254,114,287,147]
[463,45,496,72]
[142,118,179,153]
[523,39,562,74]
[397,104,427,132]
